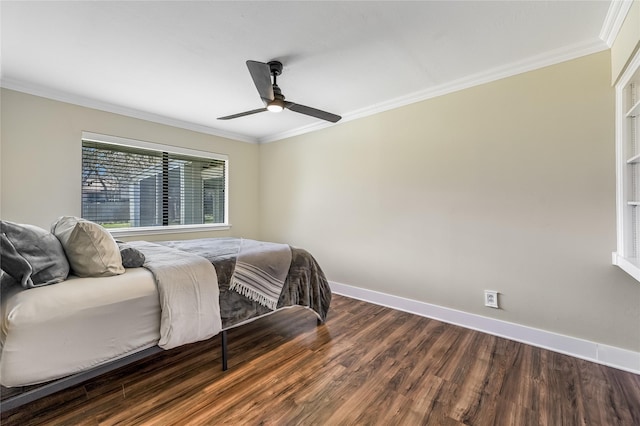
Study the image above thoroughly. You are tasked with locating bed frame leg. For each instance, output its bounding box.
[221,330,228,371]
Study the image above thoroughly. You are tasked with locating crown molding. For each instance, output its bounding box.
[0,78,258,144]
[258,120,335,144]
[600,0,634,47]
[3,36,609,146]
[260,38,608,144]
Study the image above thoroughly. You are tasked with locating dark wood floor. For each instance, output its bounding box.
[2,294,639,425]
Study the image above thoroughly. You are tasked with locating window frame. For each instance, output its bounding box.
[81,131,230,237]
[613,50,640,282]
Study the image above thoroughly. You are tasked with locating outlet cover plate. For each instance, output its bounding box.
[484,290,499,308]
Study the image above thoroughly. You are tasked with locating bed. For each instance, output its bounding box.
[0,218,331,410]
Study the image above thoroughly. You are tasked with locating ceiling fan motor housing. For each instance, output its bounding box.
[272,84,284,100]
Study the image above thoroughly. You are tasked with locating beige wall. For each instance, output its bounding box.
[259,51,640,351]
[0,89,260,241]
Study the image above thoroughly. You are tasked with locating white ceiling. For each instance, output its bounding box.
[0,1,621,143]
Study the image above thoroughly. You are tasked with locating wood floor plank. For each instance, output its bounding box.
[2,295,639,425]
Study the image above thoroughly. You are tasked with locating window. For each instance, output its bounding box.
[614,49,640,281]
[82,132,228,234]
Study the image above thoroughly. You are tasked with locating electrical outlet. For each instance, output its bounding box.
[484,290,499,308]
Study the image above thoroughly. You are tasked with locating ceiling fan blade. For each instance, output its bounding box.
[286,102,342,123]
[217,107,267,120]
[246,60,274,102]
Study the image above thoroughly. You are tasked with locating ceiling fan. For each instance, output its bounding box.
[218,60,341,123]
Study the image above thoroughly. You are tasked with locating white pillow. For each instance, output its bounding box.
[51,216,124,277]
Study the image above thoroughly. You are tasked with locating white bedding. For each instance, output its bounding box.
[0,268,160,387]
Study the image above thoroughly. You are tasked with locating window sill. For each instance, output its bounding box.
[612,252,640,283]
[109,224,231,238]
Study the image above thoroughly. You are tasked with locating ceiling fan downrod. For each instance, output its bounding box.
[267,61,285,112]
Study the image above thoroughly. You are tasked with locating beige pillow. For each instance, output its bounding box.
[51,216,124,277]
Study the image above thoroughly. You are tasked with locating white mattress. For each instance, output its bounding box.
[0,268,160,387]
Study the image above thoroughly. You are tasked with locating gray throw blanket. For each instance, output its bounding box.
[229,239,292,310]
[154,237,332,328]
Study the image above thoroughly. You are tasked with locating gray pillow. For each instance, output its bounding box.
[116,242,146,268]
[0,220,70,288]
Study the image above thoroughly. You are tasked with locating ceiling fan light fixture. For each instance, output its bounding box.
[267,99,285,112]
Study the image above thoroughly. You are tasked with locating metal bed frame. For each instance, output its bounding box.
[1,330,229,412]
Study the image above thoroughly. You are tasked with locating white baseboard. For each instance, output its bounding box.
[329,281,640,375]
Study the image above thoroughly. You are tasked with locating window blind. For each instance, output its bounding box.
[82,140,226,229]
